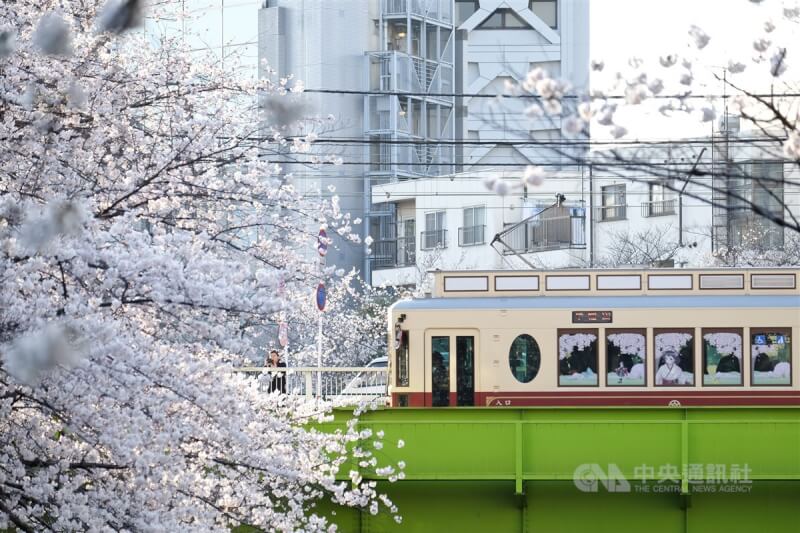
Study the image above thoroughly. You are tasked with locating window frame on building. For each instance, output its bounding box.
[529,0,558,29]
[422,210,447,250]
[727,160,785,248]
[477,8,530,29]
[643,181,676,218]
[397,217,417,267]
[599,183,627,222]
[459,205,486,246]
[455,0,480,26]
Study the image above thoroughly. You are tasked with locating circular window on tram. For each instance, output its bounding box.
[509,334,541,383]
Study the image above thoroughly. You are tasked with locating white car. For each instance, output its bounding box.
[333,357,389,403]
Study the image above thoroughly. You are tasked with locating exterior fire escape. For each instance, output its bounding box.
[365,0,455,276]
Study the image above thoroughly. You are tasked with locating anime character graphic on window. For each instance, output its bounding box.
[752,332,792,386]
[655,332,694,386]
[703,332,742,386]
[655,351,684,386]
[606,332,645,386]
[558,332,598,386]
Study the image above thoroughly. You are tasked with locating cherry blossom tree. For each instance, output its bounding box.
[708,224,800,266]
[592,225,684,268]
[0,1,400,531]
[277,270,393,368]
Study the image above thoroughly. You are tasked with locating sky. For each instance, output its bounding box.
[589,0,800,139]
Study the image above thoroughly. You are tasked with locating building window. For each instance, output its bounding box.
[397,218,416,266]
[599,184,626,221]
[455,0,479,25]
[702,329,743,386]
[751,329,791,386]
[459,206,486,246]
[643,182,676,217]
[478,9,530,29]
[558,330,598,386]
[654,329,695,386]
[422,211,447,249]
[728,161,785,249]
[529,0,557,29]
[606,329,646,387]
[509,334,541,383]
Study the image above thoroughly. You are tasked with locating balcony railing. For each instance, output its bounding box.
[370,237,416,270]
[420,229,447,250]
[458,225,486,246]
[595,205,627,222]
[382,0,452,22]
[642,199,676,218]
[499,208,586,254]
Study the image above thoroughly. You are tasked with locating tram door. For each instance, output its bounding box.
[428,331,477,407]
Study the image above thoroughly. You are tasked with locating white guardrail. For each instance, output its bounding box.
[234,367,390,403]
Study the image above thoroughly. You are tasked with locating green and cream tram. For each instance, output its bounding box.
[388,269,800,407]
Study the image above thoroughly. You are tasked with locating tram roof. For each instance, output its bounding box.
[427,269,800,298]
[392,294,800,311]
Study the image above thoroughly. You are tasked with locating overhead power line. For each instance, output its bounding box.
[304,88,800,100]
[279,136,787,147]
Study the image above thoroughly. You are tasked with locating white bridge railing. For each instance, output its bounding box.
[234,367,389,403]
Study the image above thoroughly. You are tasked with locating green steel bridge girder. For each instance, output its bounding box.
[320,407,800,496]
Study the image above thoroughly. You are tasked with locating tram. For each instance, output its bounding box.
[387,268,800,407]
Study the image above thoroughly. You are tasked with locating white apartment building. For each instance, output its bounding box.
[370,117,800,288]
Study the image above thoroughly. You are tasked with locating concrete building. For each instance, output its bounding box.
[370,0,592,285]
[258,1,380,272]
[454,0,589,169]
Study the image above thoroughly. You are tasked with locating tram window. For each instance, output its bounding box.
[431,336,450,406]
[509,334,541,383]
[396,330,410,387]
[751,329,791,386]
[702,329,743,386]
[654,329,695,386]
[606,329,646,386]
[558,330,598,386]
